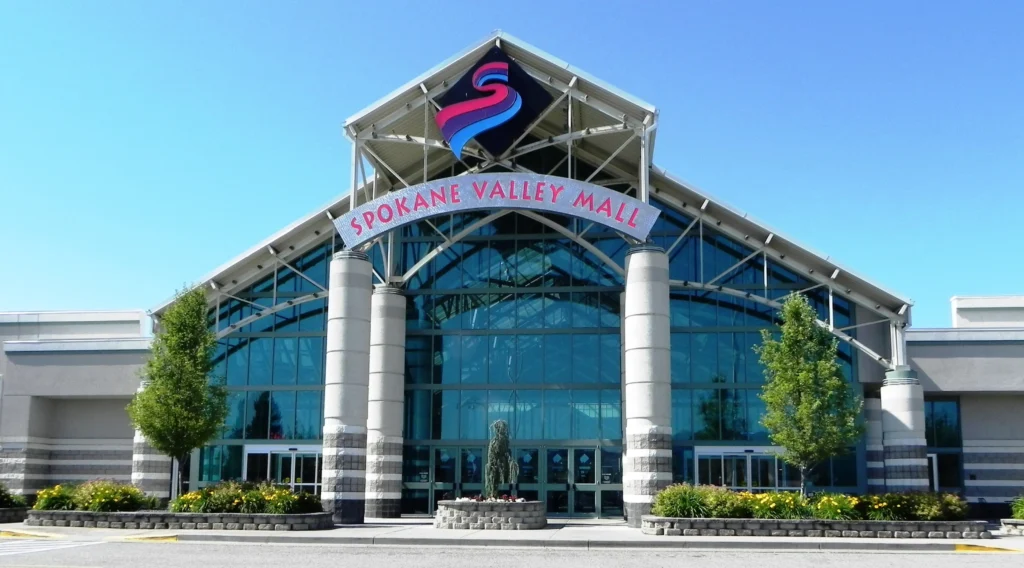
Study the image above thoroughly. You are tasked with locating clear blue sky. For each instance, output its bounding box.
[1,0,1021,329]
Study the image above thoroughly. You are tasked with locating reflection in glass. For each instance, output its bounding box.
[403,446,430,483]
[295,391,321,439]
[297,337,323,385]
[544,391,571,439]
[574,449,596,484]
[517,449,539,483]
[461,448,483,484]
[270,391,295,440]
[601,448,622,483]
[547,449,569,484]
[434,448,456,483]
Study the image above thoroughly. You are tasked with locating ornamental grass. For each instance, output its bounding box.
[651,484,967,522]
[1012,496,1024,520]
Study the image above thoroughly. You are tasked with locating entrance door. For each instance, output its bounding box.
[543,447,612,518]
[243,445,322,494]
[695,448,797,492]
[429,446,485,511]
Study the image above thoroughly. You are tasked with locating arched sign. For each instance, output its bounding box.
[335,174,660,248]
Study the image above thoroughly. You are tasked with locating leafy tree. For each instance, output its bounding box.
[127,287,228,497]
[754,294,863,495]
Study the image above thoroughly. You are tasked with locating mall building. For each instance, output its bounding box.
[1,33,1022,524]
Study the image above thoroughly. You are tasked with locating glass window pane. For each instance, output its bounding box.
[717,333,741,383]
[434,390,460,440]
[406,336,433,385]
[748,391,769,442]
[745,332,766,384]
[272,338,297,385]
[270,391,295,440]
[547,449,570,484]
[544,390,571,439]
[461,448,483,483]
[600,292,620,328]
[601,448,623,484]
[226,339,249,387]
[599,334,621,384]
[436,336,461,385]
[517,390,543,440]
[223,392,246,439]
[297,337,324,385]
[672,389,693,442]
[693,389,721,440]
[518,334,544,383]
[517,448,539,483]
[488,390,514,432]
[691,294,716,326]
[545,292,573,328]
[544,335,571,383]
[248,338,273,386]
[930,400,961,448]
[572,292,600,328]
[435,448,456,483]
[406,294,433,330]
[462,294,489,330]
[490,294,516,329]
[600,389,622,440]
[403,445,431,482]
[435,294,463,330]
[692,333,717,383]
[298,299,326,332]
[488,335,517,384]
[670,293,691,327]
[573,390,600,439]
[671,333,691,384]
[517,293,544,329]
[460,391,487,440]
[461,336,487,384]
[831,452,858,487]
[721,389,747,440]
[572,335,600,383]
[404,389,431,440]
[295,391,321,439]
[245,391,271,439]
[673,447,694,484]
[936,453,962,489]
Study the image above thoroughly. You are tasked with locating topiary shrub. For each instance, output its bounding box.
[0,482,27,509]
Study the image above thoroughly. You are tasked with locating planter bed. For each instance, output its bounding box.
[26,510,333,531]
[641,516,991,539]
[435,500,547,530]
[1002,519,1024,536]
[0,508,28,523]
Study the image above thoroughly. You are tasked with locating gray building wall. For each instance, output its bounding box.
[855,304,891,385]
[908,334,1024,393]
[960,394,1024,504]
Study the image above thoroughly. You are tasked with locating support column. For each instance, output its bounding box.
[321,250,373,524]
[864,394,886,493]
[365,286,406,518]
[131,381,172,500]
[622,245,672,527]
[880,366,929,492]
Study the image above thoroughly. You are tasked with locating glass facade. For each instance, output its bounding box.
[198,173,865,507]
[925,398,963,492]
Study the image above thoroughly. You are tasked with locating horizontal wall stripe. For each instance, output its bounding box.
[966,496,1015,503]
[866,479,886,485]
[963,447,1024,454]
[131,472,171,480]
[623,494,655,504]
[320,492,367,500]
[365,455,403,462]
[365,473,402,481]
[0,473,130,481]
[627,449,672,458]
[961,470,1024,480]
[964,453,1024,463]
[965,480,1024,487]
[963,439,1024,448]
[365,492,403,499]
[964,463,1024,470]
[1,437,133,446]
[885,458,929,466]
[133,455,173,462]
[866,461,884,468]
[321,470,366,479]
[321,448,366,457]
[623,472,673,481]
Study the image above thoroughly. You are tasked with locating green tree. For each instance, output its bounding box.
[754,294,863,495]
[484,420,519,499]
[127,287,228,497]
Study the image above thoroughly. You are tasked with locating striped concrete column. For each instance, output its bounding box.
[321,250,373,524]
[622,245,672,527]
[131,381,173,499]
[365,286,406,519]
[880,366,929,492]
[864,396,886,493]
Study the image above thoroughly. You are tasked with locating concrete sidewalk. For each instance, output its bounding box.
[2,518,1022,553]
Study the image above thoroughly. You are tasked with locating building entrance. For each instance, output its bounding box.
[243,444,322,494]
[401,445,624,518]
[694,447,799,492]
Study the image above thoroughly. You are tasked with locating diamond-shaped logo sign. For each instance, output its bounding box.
[580,454,590,464]
[436,46,553,160]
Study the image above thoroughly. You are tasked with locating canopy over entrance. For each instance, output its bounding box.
[152,31,914,370]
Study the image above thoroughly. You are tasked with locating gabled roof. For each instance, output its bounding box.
[151,31,913,325]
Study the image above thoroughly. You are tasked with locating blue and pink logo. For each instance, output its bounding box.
[435,62,523,160]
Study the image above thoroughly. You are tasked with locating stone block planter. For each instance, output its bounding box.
[0,508,28,523]
[26,510,333,531]
[640,516,992,539]
[1002,519,1024,536]
[434,500,546,530]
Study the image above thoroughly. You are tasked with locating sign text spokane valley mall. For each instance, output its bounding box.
[335,174,660,248]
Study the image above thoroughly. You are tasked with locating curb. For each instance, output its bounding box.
[170,533,1023,552]
[0,529,59,540]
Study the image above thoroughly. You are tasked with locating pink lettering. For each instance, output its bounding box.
[572,191,595,210]
[430,187,447,207]
[377,204,394,223]
[395,197,411,216]
[614,202,627,223]
[596,198,613,217]
[350,217,363,236]
[472,181,489,199]
[489,181,506,199]
[521,180,531,200]
[535,181,546,202]
[413,193,429,211]
[627,208,640,228]
[450,184,461,203]
[508,180,519,200]
[550,185,565,203]
[362,211,376,230]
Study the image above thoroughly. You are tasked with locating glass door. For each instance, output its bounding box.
[243,445,322,494]
[429,446,484,511]
[572,448,598,516]
[545,448,570,515]
[515,448,541,502]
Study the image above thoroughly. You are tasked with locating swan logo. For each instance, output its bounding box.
[435,47,552,160]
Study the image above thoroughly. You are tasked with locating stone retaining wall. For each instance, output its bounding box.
[26,510,333,531]
[0,508,28,523]
[1002,519,1024,536]
[641,516,991,539]
[435,500,546,530]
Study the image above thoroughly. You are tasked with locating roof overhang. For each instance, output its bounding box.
[151,31,913,327]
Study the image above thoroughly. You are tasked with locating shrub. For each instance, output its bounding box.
[860,493,912,521]
[652,484,711,518]
[0,483,27,509]
[810,493,861,520]
[700,485,750,518]
[1012,496,1024,520]
[72,480,154,512]
[745,491,809,519]
[33,485,77,511]
[170,482,321,515]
